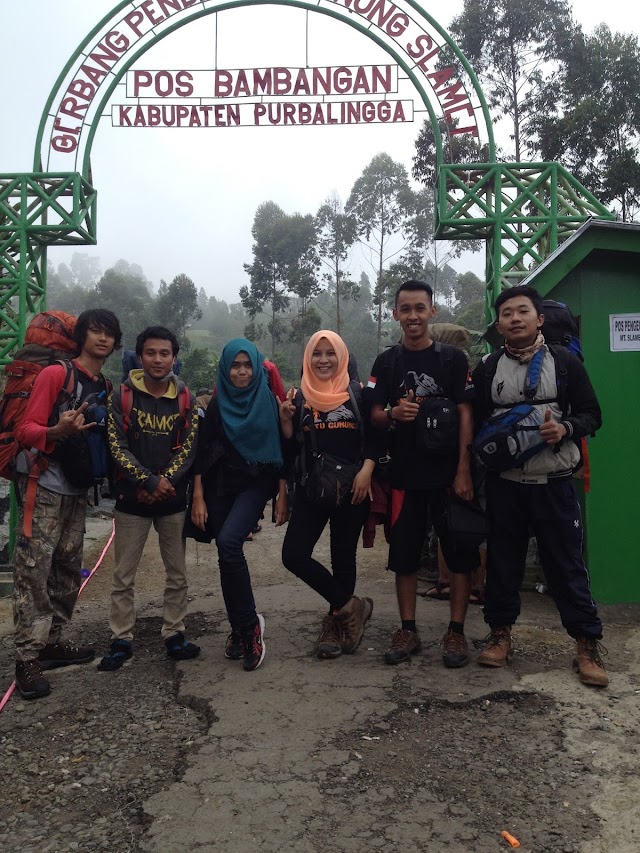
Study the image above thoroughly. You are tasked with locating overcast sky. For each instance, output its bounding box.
[1,0,638,302]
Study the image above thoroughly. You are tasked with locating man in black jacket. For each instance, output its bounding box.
[472,286,608,687]
[98,326,199,671]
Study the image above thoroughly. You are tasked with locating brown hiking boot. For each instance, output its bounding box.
[335,596,373,654]
[477,627,513,667]
[38,642,95,670]
[384,628,422,664]
[573,637,609,687]
[315,615,343,659]
[441,629,469,668]
[15,660,51,700]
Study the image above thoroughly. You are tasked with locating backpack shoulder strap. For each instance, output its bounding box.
[347,380,363,435]
[548,343,570,416]
[120,384,133,434]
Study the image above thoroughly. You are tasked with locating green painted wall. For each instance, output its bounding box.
[545,250,640,603]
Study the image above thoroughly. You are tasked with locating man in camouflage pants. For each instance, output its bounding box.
[12,309,121,699]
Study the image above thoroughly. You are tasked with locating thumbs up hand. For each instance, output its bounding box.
[393,388,420,422]
[539,408,567,445]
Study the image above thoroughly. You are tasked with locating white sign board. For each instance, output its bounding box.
[610,314,640,351]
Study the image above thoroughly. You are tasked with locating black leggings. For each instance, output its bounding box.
[282,493,369,612]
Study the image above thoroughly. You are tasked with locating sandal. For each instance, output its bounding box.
[421,582,450,600]
[469,588,484,605]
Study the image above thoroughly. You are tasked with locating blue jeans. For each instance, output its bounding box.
[214,481,272,632]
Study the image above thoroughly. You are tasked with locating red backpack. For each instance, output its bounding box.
[0,311,78,536]
[0,311,78,480]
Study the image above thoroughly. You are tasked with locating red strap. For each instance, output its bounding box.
[22,454,49,538]
[581,437,591,494]
[121,384,133,433]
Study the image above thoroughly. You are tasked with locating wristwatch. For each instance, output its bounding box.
[386,407,395,428]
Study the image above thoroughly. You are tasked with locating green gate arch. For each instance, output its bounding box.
[1,0,614,362]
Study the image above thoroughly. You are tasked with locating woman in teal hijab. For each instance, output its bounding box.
[190,339,289,672]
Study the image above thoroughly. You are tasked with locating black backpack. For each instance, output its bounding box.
[388,342,460,452]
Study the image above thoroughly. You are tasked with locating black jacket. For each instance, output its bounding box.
[472,345,602,441]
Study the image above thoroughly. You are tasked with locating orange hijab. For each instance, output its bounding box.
[301,330,350,413]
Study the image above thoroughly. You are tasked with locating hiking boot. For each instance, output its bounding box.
[242,614,266,672]
[97,639,133,672]
[224,630,244,660]
[15,660,51,700]
[384,628,422,664]
[573,637,609,687]
[336,596,373,654]
[441,629,469,668]
[38,642,95,670]
[315,615,343,659]
[477,626,513,667]
[165,632,201,661]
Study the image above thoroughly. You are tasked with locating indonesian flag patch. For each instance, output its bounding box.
[367,375,377,389]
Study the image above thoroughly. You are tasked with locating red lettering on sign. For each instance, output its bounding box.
[292,71,311,96]
[60,97,89,121]
[334,67,352,94]
[182,0,199,6]
[450,124,479,136]
[133,71,153,96]
[68,80,96,102]
[215,71,232,97]
[407,34,434,59]
[155,71,174,97]
[124,11,145,37]
[254,104,267,123]
[234,70,251,97]
[53,119,81,135]
[157,0,182,14]
[103,29,130,52]
[176,71,194,96]
[353,67,371,94]
[273,68,291,95]
[79,63,109,87]
[428,67,456,91]
[141,0,166,27]
[52,135,78,152]
[119,106,133,127]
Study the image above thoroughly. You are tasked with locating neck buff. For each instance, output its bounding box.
[505,331,546,363]
[300,330,350,413]
[217,338,282,466]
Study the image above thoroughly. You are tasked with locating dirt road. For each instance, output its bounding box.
[1,508,639,853]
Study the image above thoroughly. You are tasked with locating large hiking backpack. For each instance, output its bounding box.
[0,311,78,480]
[539,299,583,361]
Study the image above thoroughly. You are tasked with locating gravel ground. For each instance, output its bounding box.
[1,505,639,853]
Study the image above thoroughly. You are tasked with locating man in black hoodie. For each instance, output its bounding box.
[98,326,199,670]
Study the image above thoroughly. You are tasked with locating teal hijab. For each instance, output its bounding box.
[217,338,283,466]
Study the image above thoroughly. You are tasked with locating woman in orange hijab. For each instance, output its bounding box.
[282,330,382,660]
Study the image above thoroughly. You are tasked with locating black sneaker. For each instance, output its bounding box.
[15,660,51,700]
[242,614,266,672]
[97,639,133,672]
[165,632,201,661]
[225,630,244,660]
[38,642,95,670]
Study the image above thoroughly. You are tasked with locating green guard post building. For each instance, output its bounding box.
[524,219,640,604]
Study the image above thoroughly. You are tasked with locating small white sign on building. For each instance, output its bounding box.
[610,314,640,351]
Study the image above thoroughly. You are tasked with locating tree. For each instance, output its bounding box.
[450,0,573,161]
[92,266,156,374]
[156,273,202,342]
[315,193,358,335]
[346,153,416,350]
[531,24,640,221]
[240,201,288,355]
[240,202,319,357]
[70,252,101,288]
[181,346,218,393]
